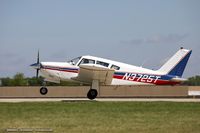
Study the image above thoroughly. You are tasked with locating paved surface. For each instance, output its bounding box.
[0,98,200,102]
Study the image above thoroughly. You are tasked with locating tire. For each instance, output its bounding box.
[87,89,98,100]
[40,87,48,95]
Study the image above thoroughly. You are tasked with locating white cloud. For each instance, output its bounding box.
[120,34,189,45]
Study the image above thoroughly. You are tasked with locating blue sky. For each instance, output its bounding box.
[0,0,200,77]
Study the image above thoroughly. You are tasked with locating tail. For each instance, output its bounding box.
[158,47,192,77]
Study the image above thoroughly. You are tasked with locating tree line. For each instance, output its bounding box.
[182,75,200,86]
[0,73,200,86]
[0,73,80,86]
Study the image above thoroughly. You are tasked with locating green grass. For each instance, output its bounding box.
[0,101,200,133]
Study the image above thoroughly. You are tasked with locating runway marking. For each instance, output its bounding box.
[0,98,200,102]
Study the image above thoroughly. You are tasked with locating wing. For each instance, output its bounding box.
[72,64,115,85]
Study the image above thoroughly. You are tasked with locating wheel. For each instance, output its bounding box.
[40,87,48,95]
[87,89,98,100]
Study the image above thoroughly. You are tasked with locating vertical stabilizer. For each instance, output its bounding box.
[158,48,192,77]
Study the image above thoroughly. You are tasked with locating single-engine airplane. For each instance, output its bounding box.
[31,47,192,100]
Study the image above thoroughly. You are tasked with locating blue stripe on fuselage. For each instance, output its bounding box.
[114,72,174,81]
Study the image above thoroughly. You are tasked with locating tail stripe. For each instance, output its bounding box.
[158,48,192,77]
[168,50,191,77]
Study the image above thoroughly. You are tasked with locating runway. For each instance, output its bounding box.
[0,98,200,102]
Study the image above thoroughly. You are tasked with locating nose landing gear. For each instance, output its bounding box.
[40,87,48,95]
[40,81,48,95]
[87,80,99,100]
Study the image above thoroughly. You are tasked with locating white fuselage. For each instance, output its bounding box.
[39,55,173,86]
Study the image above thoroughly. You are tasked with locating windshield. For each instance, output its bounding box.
[68,56,81,65]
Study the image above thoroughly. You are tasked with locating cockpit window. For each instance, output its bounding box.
[96,61,109,67]
[79,58,95,65]
[111,65,120,70]
[68,56,81,65]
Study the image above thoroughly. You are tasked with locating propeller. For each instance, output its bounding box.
[36,50,40,78]
[30,50,41,78]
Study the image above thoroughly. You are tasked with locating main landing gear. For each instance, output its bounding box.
[87,89,98,100]
[87,80,99,100]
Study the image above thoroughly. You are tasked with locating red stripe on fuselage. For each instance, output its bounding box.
[113,75,179,85]
[43,68,78,73]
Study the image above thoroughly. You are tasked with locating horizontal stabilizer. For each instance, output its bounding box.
[170,77,187,82]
